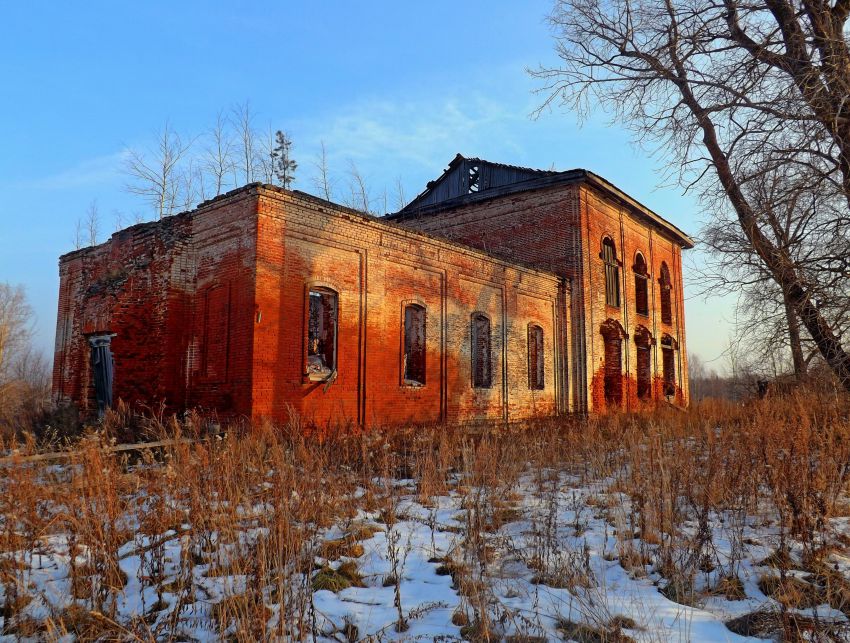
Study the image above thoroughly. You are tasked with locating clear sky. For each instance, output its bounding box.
[0,1,736,371]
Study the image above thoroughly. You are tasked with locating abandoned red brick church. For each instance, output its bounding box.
[52,155,692,424]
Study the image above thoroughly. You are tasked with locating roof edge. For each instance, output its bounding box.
[389,170,694,249]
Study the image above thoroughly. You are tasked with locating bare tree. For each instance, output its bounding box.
[85,200,100,247]
[312,140,334,201]
[258,124,277,185]
[0,283,33,385]
[0,286,50,438]
[125,122,192,219]
[178,159,204,212]
[534,0,850,390]
[231,101,259,185]
[73,218,83,251]
[204,110,236,196]
[392,175,407,212]
[113,209,126,233]
[346,160,371,214]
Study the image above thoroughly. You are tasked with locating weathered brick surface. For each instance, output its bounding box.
[253,190,565,426]
[394,182,690,412]
[54,173,688,424]
[54,185,567,427]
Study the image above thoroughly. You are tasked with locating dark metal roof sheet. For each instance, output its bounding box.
[390,155,694,249]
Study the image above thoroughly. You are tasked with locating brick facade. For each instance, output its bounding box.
[390,162,691,413]
[53,157,690,424]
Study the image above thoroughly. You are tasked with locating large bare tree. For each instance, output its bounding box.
[535,0,850,390]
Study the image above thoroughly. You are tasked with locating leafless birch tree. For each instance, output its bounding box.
[0,283,33,386]
[312,141,335,201]
[125,122,192,219]
[203,110,236,196]
[85,200,100,246]
[231,101,259,185]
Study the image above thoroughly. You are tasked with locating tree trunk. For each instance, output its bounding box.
[676,80,850,391]
[782,285,807,379]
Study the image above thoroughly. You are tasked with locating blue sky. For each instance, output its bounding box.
[0,1,735,370]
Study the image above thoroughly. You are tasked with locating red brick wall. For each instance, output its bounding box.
[54,176,683,426]
[53,189,259,418]
[579,186,688,412]
[53,213,194,415]
[394,181,690,412]
[251,189,565,427]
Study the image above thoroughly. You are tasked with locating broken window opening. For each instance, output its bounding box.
[602,237,620,307]
[403,304,426,386]
[634,253,649,316]
[633,325,652,401]
[601,319,625,408]
[660,262,673,325]
[528,324,545,390]
[603,334,622,407]
[468,165,480,193]
[471,313,492,389]
[637,345,651,400]
[661,336,676,397]
[307,288,338,381]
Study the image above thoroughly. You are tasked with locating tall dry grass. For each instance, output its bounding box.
[0,389,848,639]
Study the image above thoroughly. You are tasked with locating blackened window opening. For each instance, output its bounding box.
[472,313,492,388]
[660,263,673,324]
[634,253,649,316]
[637,345,651,400]
[602,238,620,307]
[662,345,676,397]
[604,335,622,406]
[528,324,544,390]
[307,288,338,380]
[403,304,426,386]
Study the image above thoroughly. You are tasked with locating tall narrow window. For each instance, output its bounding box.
[634,326,652,401]
[661,335,676,397]
[403,304,426,386]
[634,253,649,316]
[602,237,620,307]
[660,262,673,325]
[601,320,624,407]
[471,313,492,388]
[528,324,544,390]
[306,288,338,381]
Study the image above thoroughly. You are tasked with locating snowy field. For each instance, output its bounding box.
[2,460,850,641]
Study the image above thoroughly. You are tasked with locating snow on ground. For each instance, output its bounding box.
[2,465,849,641]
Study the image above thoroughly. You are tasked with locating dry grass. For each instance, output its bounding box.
[0,389,849,638]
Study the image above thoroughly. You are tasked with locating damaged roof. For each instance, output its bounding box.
[389,154,694,249]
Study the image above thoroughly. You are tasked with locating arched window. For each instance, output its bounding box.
[660,262,673,325]
[471,313,492,389]
[602,237,620,307]
[403,304,426,386]
[528,324,544,390]
[634,325,652,400]
[306,287,338,381]
[601,319,625,407]
[634,253,649,316]
[661,334,677,397]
